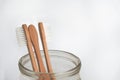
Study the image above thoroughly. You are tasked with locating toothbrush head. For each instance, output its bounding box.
[16,25,27,47]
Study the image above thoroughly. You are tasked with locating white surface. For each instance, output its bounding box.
[0,0,120,80]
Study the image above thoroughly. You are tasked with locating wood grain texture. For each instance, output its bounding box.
[22,24,39,72]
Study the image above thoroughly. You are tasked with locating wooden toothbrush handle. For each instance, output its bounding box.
[22,24,39,72]
[34,45,51,80]
[38,22,53,73]
[34,43,46,72]
[38,23,56,80]
[28,24,51,80]
[28,24,46,72]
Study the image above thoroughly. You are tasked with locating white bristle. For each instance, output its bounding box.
[43,25,52,43]
[16,27,27,47]
[16,24,52,47]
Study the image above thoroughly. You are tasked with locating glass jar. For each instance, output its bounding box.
[18,50,81,80]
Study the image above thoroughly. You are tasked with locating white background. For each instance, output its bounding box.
[0,0,120,80]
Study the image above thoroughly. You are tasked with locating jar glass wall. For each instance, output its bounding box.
[18,50,81,80]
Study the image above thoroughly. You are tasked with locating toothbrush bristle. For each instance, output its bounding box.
[43,25,52,43]
[16,27,27,47]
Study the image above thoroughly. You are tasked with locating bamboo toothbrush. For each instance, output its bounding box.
[16,24,39,72]
[38,22,56,80]
[28,24,46,72]
[38,22,53,73]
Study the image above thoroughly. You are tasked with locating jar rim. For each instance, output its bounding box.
[18,50,81,78]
